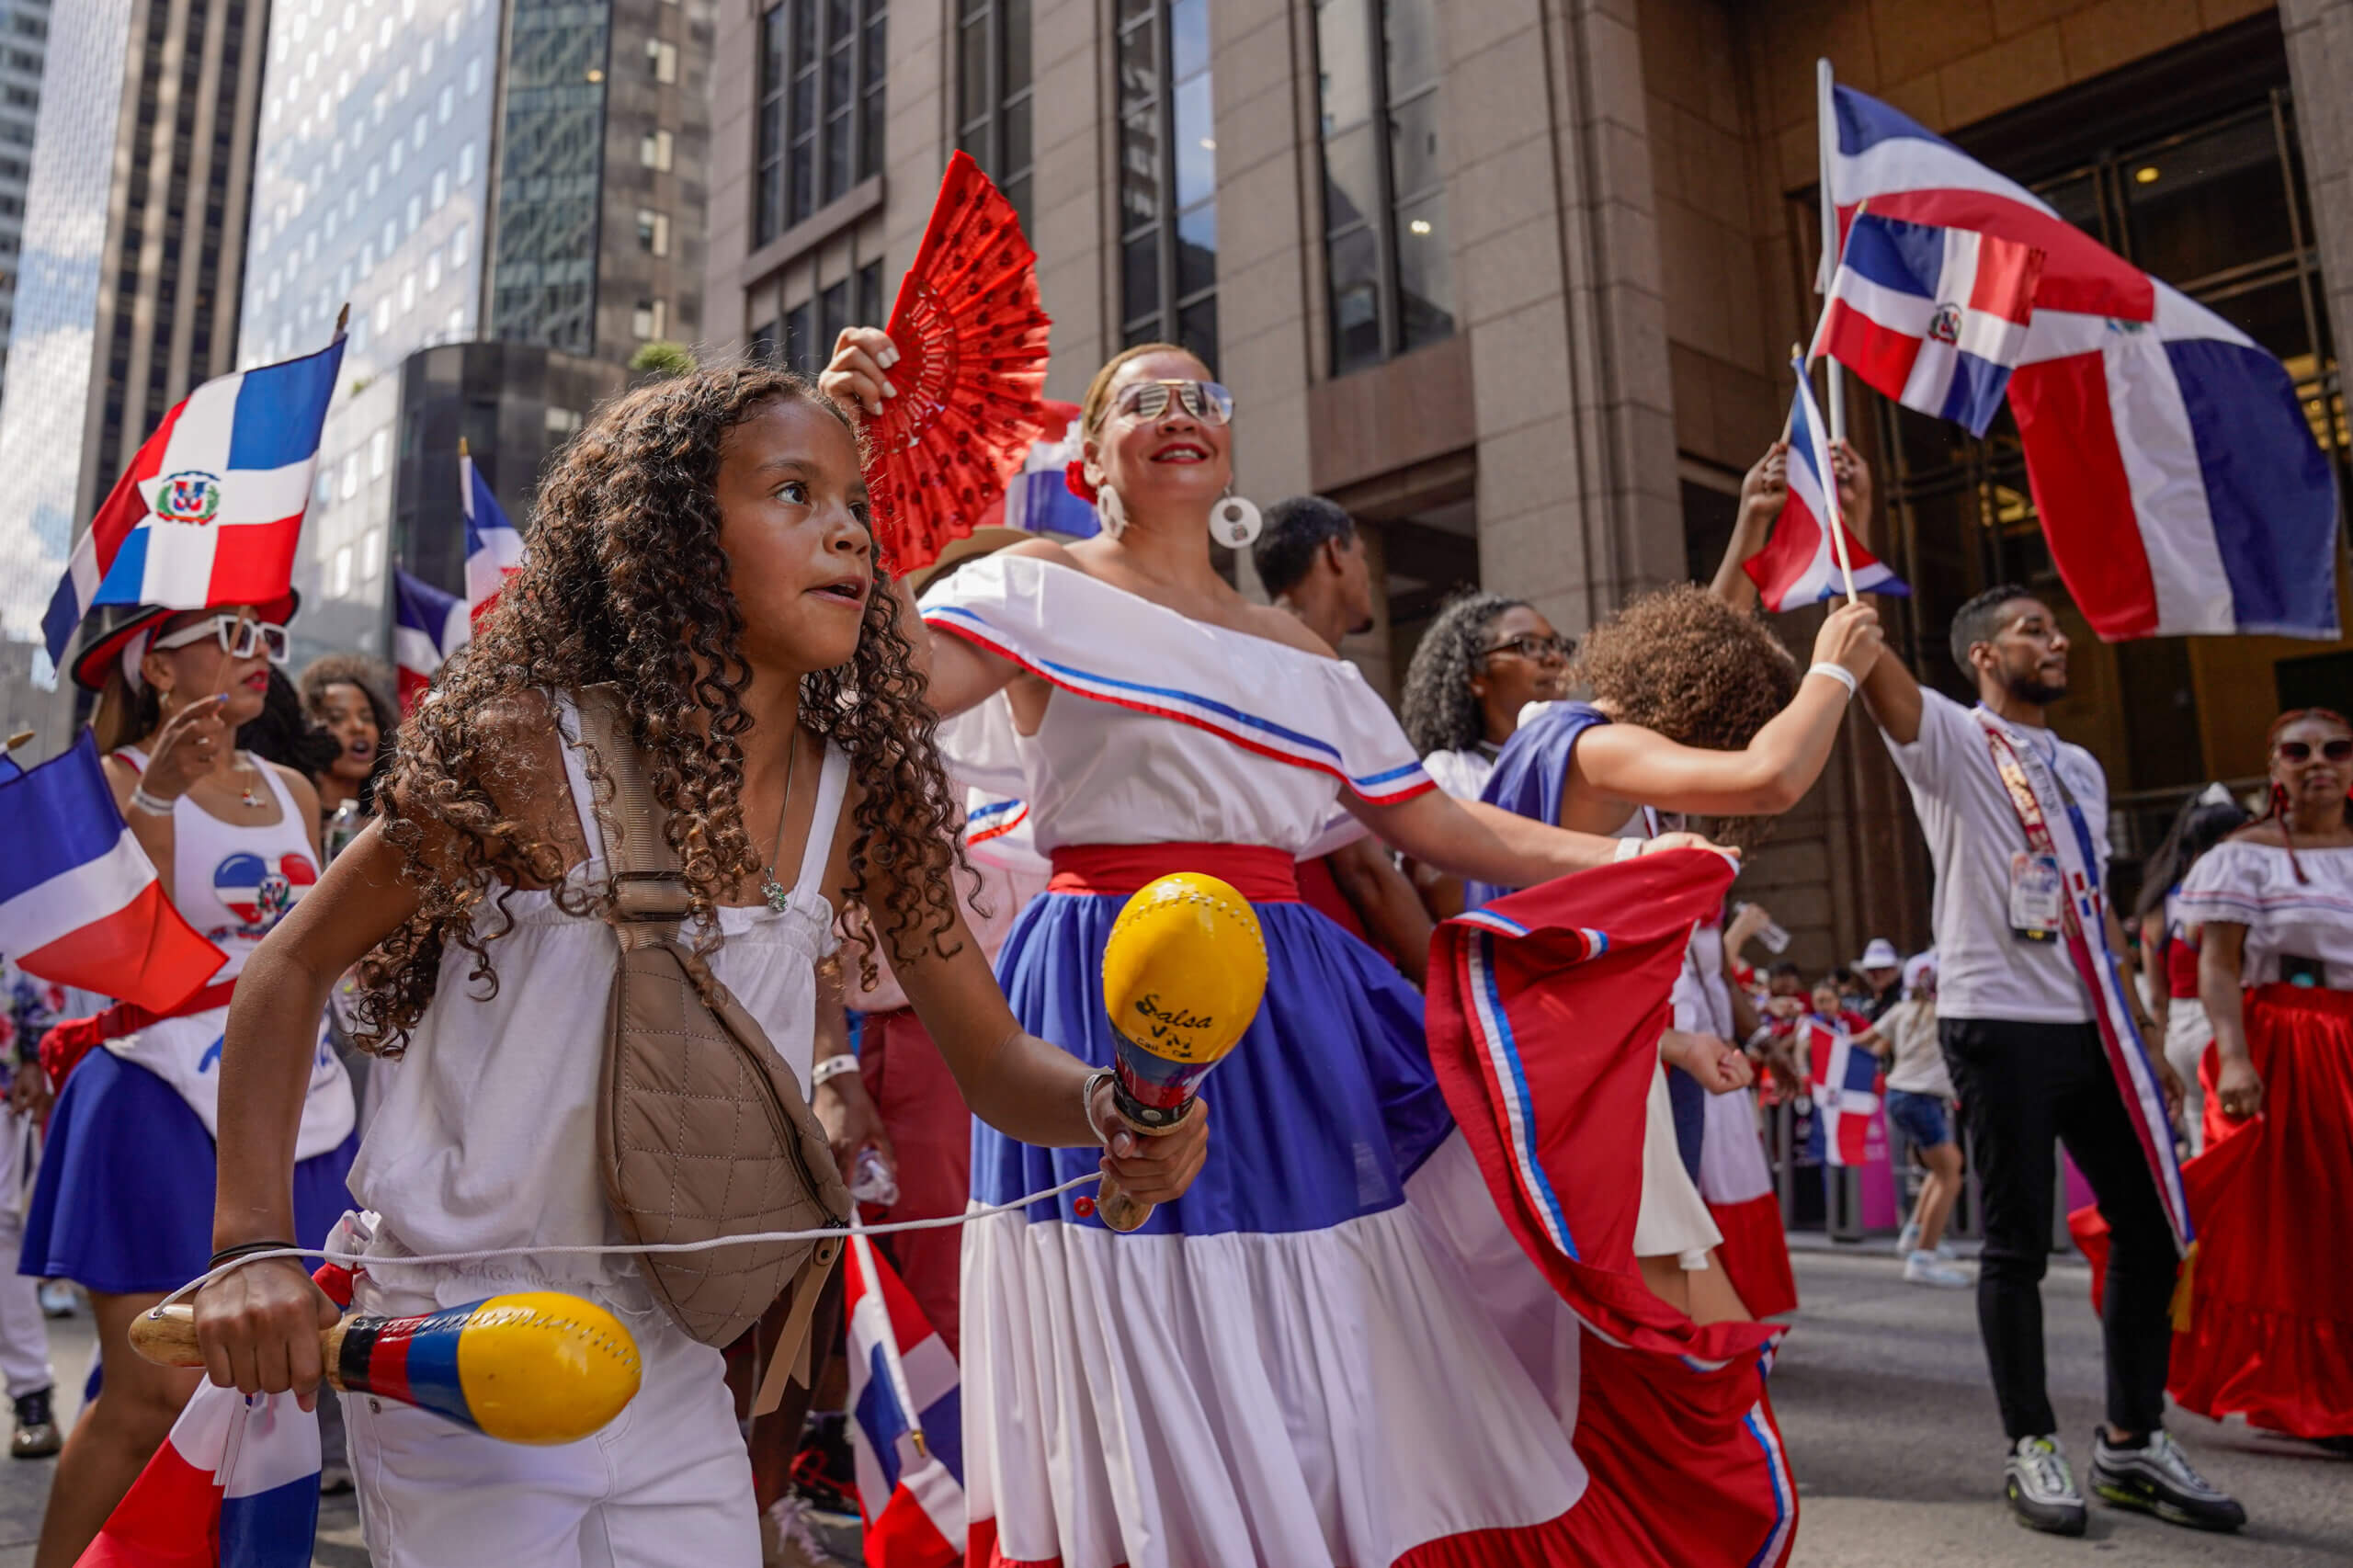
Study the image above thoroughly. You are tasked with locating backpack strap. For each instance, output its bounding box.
[574,685,692,940]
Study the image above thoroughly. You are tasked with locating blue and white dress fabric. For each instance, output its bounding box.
[926,556,1606,1568]
[24,751,357,1294]
[1462,700,1722,1265]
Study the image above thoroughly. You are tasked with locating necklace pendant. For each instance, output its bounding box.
[760,869,790,913]
[242,787,262,809]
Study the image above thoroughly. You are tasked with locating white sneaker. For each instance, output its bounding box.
[1898,1221,1959,1260]
[1904,1250,1972,1288]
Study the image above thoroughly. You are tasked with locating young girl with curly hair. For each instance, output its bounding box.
[191,364,1205,1568]
[1471,578,1884,1323]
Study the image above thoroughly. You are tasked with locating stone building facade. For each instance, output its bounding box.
[706,0,2353,970]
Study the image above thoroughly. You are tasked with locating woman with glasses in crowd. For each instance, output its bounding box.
[824,329,1796,1568]
[1397,592,1573,918]
[22,600,358,1568]
[2163,708,2353,1452]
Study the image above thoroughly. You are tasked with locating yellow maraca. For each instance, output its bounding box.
[132,1290,642,1446]
[1094,872,1268,1232]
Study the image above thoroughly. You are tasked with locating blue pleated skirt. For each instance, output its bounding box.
[22,1050,358,1295]
[974,891,1453,1235]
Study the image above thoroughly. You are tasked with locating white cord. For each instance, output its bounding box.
[153,1170,1105,1314]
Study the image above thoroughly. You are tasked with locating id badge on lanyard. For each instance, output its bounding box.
[2007,851,2063,943]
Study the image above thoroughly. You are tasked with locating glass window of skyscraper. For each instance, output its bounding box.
[954,0,1030,234]
[1313,0,1454,376]
[1117,0,1216,370]
[755,0,887,246]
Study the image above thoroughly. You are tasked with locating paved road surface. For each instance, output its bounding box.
[5,1247,2345,1565]
[1779,1240,2351,1565]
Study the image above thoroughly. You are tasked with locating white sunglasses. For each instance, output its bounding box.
[150,613,291,665]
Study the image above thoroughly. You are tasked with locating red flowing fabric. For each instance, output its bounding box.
[2071,984,2353,1439]
[1426,852,1797,1568]
[39,978,238,1091]
[1046,842,1300,903]
[1711,1192,1801,1319]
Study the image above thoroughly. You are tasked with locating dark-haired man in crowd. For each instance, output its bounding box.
[1858,581,2245,1537]
[1252,496,1433,984]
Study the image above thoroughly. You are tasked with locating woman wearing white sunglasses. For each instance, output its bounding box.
[824,332,1783,1568]
[22,598,357,1567]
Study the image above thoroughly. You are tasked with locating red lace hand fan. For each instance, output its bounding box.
[865,152,1052,573]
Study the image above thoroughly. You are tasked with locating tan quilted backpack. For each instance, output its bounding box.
[574,688,850,1403]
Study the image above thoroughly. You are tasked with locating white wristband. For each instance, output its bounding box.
[1614,835,1645,862]
[130,785,176,816]
[810,1053,860,1089]
[1806,661,1859,699]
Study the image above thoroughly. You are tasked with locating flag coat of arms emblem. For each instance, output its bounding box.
[43,335,344,662]
[1813,210,2044,437]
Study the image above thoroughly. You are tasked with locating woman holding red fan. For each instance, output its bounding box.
[2165,709,2353,1451]
[827,330,1799,1568]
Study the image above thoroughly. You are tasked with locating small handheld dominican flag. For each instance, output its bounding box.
[979,399,1098,539]
[460,445,525,622]
[76,1255,357,1567]
[0,734,223,1012]
[1813,210,2044,438]
[392,568,470,714]
[43,332,345,663]
[1805,1017,1882,1168]
[1745,357,1907,611]
[845,1232,964,1568]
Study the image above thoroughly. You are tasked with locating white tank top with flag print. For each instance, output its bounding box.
[107,746,353,1158]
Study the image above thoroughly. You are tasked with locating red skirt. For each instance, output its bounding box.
[2074,985,2353,1439]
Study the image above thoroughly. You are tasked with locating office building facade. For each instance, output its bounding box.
[706,0,2353,968]
[239,0,710,661]
[0,0,267,648]
[0,0,51,400]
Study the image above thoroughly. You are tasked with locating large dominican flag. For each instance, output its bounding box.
[844,1233,963,1568]
[43,335,345,663]
[392,569,470,713]
[1746,357,1906,611]
[0,735,222,1012]
[460,449,525,622]
[1829,84,2338,640]
[1813,210,2043,437]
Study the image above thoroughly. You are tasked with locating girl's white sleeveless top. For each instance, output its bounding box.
[347,696,850,1309]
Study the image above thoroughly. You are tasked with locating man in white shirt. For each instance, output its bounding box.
[1859,584,2245,1538]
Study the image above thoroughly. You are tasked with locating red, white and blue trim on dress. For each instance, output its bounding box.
[921,555,1434,806]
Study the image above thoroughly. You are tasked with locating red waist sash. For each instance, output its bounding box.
[39,978,239,1091]
[1048,843,1300,903]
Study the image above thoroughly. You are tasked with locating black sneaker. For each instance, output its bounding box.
[10,1389,59,1460]
[2005,1435,2087,1535]
[2091,1428,2246,1531]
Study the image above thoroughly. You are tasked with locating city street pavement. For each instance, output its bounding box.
[1778,1240,2352,1565]
[5,1253,2347,1567]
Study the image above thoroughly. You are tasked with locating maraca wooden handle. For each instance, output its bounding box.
[129,1302,351,1381]
[1094,1116,1181,1233]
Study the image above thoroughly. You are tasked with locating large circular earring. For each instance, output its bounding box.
[1210,488,1262,549]
[1097,483,1128,539]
